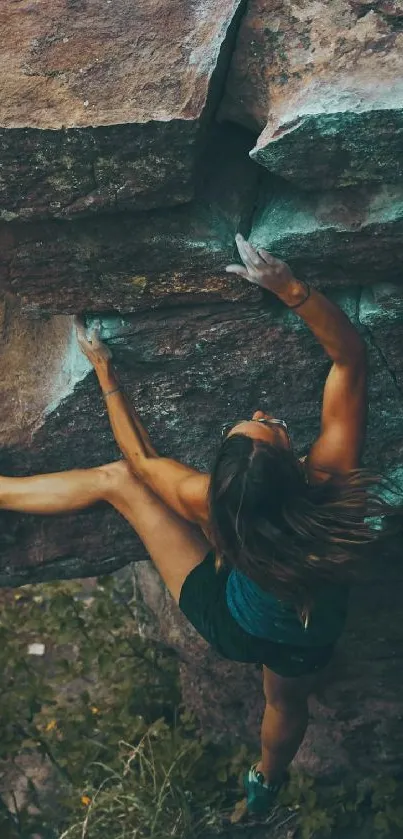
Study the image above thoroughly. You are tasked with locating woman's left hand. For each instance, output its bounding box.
[75,316,112,368]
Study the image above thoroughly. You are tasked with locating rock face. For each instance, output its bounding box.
[250,179,403,287]
[2,173,403,313]
[0,0,245,219]
[221,0,403,189]
[1,290,401,587]
[0,126,261,313]
[1,0,403,781]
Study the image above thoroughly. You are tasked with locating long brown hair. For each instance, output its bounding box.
[208,434,400,609]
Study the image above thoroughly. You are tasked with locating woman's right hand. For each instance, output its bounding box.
[225,233,296,295]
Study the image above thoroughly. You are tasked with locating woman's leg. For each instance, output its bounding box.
[104,461,210,602]
[0,465,114,514]
[256,666,316,783]
[0,461,211,603]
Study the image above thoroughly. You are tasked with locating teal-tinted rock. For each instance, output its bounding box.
[251,108,403,191]
[250,177,403,287]
[221,0,403,188]
[359,284,403,391]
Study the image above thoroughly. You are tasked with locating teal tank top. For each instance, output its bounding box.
[226,569,348,647]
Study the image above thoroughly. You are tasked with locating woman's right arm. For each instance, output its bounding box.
[279,283,367,474]
[226,235,368,473]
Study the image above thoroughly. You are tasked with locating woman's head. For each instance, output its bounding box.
[208,413,389,606]
[223,410,293,450]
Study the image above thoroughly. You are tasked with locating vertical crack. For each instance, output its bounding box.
[358,287,403,403]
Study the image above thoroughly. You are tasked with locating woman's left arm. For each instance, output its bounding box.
[75,319,209,525]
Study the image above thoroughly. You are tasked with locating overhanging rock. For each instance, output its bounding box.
[2,162,403,314]
[0,0,245,219]
[220,0,403,189]
[249,179,403,287]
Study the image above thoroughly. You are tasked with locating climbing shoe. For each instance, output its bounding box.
[243,763,285,817]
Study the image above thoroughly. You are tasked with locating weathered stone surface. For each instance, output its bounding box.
[2,167,403,315]
[0,0,245,219]
[250,179,403,287]
[0,127,261,313]
[220,0,403,189]
[359,284,403,391]
[0,296,90,447]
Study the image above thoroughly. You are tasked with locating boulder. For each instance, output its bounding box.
[220,0,403,189]
[0,0,245,219]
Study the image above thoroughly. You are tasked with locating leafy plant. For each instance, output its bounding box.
[279,771,403,838]
[0,577,250,838]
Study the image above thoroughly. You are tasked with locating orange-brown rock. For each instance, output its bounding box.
[221,0,403,189]
[0,0,245,219]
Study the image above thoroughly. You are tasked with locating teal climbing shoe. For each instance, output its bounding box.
[243,764,284,817]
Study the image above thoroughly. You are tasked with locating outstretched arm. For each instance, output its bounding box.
[75,320,209,525]
[226,235,367,474]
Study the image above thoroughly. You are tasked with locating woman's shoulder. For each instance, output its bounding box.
[298,452,334,485]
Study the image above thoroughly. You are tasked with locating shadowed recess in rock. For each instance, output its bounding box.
[0,125,261,314]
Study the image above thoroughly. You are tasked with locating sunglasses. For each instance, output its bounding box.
[221,417,291,447]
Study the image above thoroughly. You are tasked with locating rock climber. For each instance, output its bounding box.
[1,234,383,816]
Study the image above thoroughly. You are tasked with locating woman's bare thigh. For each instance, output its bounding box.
[105,461,211,603]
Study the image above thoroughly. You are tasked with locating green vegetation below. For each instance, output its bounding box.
[1,577,403,839]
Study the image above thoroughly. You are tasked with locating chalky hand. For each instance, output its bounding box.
[75,316,112,367]
[225,233,295,295]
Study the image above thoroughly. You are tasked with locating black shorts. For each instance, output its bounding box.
[179,552,335,678]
